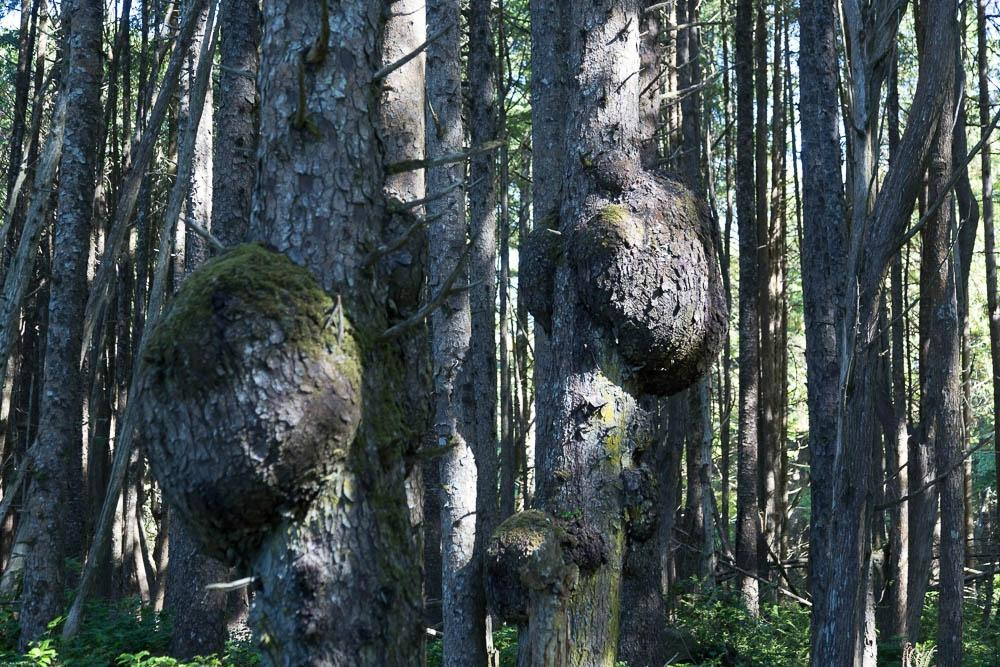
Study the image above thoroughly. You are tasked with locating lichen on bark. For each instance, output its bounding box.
[138,243,363,564]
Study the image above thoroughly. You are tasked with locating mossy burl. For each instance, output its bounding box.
[143,242,362,392]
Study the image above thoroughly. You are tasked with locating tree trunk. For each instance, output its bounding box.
[137,1,423,663]
[813,0,957,658]
[979,0,1000,630]
[735,0,760,615]
[921,29,963,662]
[467,0,501,660]
[213,0,260,247]
[798,0,847,655]
[425,1,488,662]
[164,4,232,657]
[378,0,431,642]
[491,2,726,662]
[17,0,103,646]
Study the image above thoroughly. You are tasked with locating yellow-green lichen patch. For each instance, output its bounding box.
[595,204,643,249]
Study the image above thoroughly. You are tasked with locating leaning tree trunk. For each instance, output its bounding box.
[163,3,232,657]
[136,2,423,664]
[490,1,727,663]
[813,0,957,659]
[17,0,102,647]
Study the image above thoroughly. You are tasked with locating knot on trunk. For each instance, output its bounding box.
[485,510,580,624]
[622,465,659,541]
[519,213,561,333]
[137,244,362,564]
[567,172,728,395]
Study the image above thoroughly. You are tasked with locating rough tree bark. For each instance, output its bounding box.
[213,0,260,247]
[378,0,430,641]
[467,0,501,660]
[490,1,727,663]
[921,30,963,663]
[164,3,232,658]
[17,0,102,647]
[136,2,423,664]
[735,0,760,616]
[798,0,847,655]
[425,0,488,662]
[811,0,958,659]
[528,0,568,496]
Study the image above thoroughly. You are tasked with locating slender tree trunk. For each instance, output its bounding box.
[979,0,1000,628]
[528,0,567,490]
[213,0,260,247]
[18,0,103,646]
[798,0,847,656]
[425,5,488,664]
[735,0,761,615]
[884,50,910,646]
[378,0,430,644]
[467,1,501,661]
[813,0,957,658]
[164,4,232,657]
[922,28,963,662]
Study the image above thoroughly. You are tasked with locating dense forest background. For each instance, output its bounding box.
[0,0,997,665]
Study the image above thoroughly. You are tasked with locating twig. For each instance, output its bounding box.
[205,576,257,592]
[373,22,453,82]
[388,177,482,213]
[380,241,479,341]
[387,140,503,176]
[364,212,444,266]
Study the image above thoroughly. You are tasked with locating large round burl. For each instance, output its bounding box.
[137,244,362,564]
[567,172,728,395]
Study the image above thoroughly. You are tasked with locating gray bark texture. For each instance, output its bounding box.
[798,0,847,653]
[136,2,423,664]
[378,0,431,639]
[425,1,488,663]
[527,0,568,487]
[18,0,102,647]
[490,1,727,663]
[164,4,232,658]
[734,0,760,615]
[923,41,963,664]
[212,0,260,247]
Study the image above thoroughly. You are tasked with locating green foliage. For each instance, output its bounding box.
[669,587,810,666]
[0,597,259,667]
[427,625,519,667]
[886,591,1000,666]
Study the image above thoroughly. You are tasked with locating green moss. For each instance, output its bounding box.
[494,510,555,552]
[143,243,362,394]
[598,204,629,226]
[590,203,644,251]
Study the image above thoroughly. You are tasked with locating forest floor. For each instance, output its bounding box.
[1,585,998,666]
